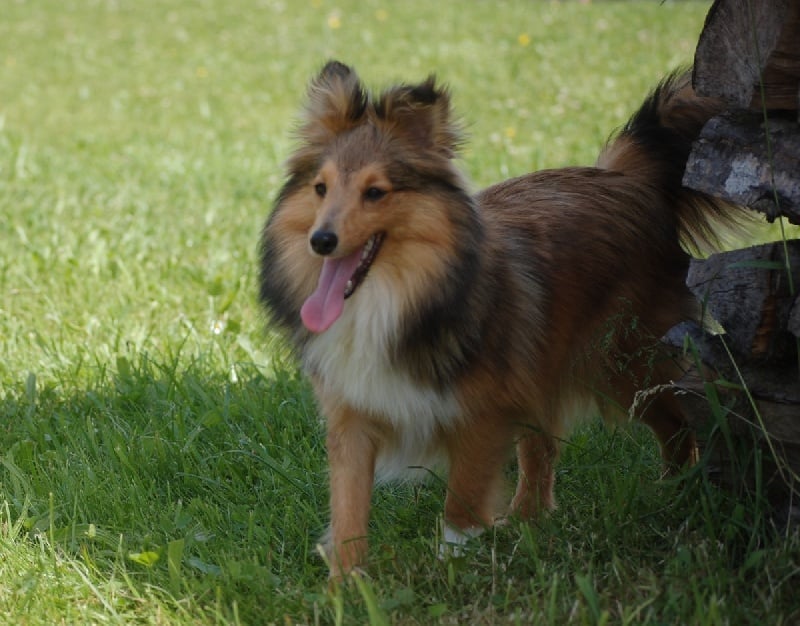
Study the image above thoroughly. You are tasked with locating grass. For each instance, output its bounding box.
[1,0,798,623]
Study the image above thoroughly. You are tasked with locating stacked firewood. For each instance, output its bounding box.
[664,0,800,522]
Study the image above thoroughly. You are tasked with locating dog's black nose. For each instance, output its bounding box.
[310,230,338,256]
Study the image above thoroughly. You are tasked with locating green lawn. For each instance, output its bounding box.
[1,1,798,623]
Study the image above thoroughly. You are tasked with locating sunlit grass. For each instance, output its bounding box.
[1,0,798,623]
[0,0,711,385]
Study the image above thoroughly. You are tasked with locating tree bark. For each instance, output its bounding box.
[685,240,800,362]
[683,112,800,224]
[693,0,800,112]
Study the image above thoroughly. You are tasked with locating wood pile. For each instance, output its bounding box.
[664,0,800,523]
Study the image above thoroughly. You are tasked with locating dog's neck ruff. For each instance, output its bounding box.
[300,232,385,334]
[303,295,463,445]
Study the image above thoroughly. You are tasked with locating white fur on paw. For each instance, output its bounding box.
[438,524,484,559]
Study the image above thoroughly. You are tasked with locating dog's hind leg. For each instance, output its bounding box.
[637,391,698,475]
[601,351,698,476]
[509,429,559,519]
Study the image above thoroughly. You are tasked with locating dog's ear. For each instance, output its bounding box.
[300,61,367,143]
[375,77,462,157]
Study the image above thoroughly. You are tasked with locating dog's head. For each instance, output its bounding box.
[269,62,474,334]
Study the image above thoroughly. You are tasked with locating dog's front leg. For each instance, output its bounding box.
[325,407,377,580]
[442,418,512,553]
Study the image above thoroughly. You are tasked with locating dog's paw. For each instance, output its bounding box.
[438,524,484,559]
[317,524,333,552]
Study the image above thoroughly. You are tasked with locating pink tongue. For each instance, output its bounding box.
[300,249,363,333]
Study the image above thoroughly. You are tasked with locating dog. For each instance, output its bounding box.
[258,60,734,578]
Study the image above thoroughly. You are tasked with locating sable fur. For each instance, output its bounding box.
[258,61,738,578]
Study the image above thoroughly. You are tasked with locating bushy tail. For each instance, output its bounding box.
[596,70,738,254]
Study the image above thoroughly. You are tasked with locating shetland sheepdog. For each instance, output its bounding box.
[259,60,734,578]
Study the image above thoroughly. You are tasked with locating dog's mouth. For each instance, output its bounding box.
[344,232,384,299]
[300,232,385,333]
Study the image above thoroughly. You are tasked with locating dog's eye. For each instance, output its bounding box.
[364,187,386,202]
[314,182,327,197]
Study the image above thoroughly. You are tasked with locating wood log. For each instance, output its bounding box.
[664,321,800,410]
[683,112,800,224]
[662,321,800,524]
[685,240,800,363]
[789,292,800,335]
[666,337,800,423]
[671,0,800,526]
[755,0,800,112]
[693,0,800,112]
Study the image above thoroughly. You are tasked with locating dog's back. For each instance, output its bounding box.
[465,73,739,528]
[477,71,734,461]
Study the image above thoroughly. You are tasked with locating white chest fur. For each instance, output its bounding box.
[302,283,461,479]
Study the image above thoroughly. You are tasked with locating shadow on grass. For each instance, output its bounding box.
[0,350,336,621]
[1,349,798,624]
